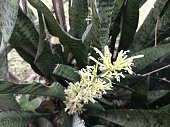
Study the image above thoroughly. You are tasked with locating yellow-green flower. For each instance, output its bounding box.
[113,50,144,74]
[89,46,144,81]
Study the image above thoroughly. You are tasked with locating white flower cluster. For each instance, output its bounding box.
[64,46,144,114]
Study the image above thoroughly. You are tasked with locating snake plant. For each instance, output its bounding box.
[0,0,170,126]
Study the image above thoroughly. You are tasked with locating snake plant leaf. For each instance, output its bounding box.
[0,94,20,111]
[0,111,49,127]
[60,102,72,127]
[0,81,65,100]
[72,115,85,127]
[159,104,170,112]
[28,0,87,68]
[33,12,58,76]
[0,0,19,79]
[9,8,40,75]
[146,2,170,47]
[110,0,125,27]
[92,125,107,127]
[139,0,147,8]
[148,90,170,106]
[52,43,67,64]
[109,0,125,54]
[35,11,46,61]
[0,0,19,51]
[91,0,115,49]
[69,0,88,38]
[53,64,80,83]
[37,118,53,127]
[132,77,148,103]
[129,0,169,52]
[133,42,170,72]
[10,9,61,76]
[9,8,39,53]
[110,16,121,57]
[34,40,59,77]
[82,23,92,51]
[90,109,170,127]
[119,0,139,51]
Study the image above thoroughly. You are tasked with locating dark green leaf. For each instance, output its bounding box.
[109,0,125,54]
[37,118,54,127]
[139,0,147,8]
[53,64,80,83]
[132,77,148,103]
[148,90,170,104]
[119,0,139,50]
[34,41,59,76]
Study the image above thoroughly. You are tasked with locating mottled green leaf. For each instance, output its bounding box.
[91,0,115,49]
[0,111,49,127]
[0,81,65,100]
[0,95,20,111]
[91,109,170,127]
[28,0,87,68]
[133,42,170,72]
[9,8,39,53]
[0,0,19,79]
[129,0,169,52]
[9,8,39,75]
[0,0,20,51]
[34,41,59,76]
[146,2,170,47]
[69,0,88,38]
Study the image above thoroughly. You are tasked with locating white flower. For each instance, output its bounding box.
[64,66,112,115]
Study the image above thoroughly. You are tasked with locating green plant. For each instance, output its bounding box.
[0,0,170,126]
